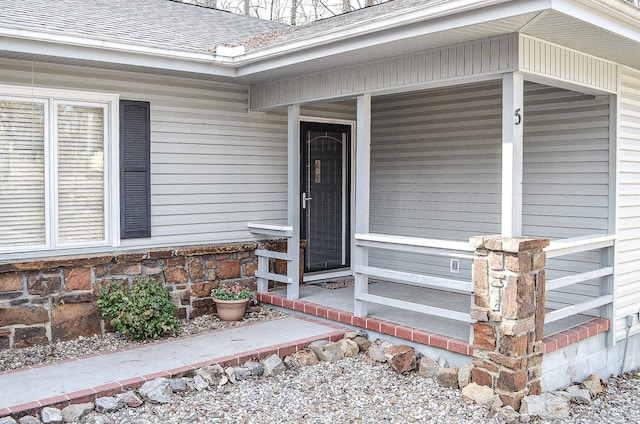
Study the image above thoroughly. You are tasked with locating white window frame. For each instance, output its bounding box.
[0,84,120,255]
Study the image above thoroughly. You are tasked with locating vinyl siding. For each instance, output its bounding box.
[0,59,288,254]
[522,83,611,311]
[616,67,640,340]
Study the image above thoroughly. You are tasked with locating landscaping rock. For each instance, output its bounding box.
[116,391,144,407]
[61,402,94,422]
[168,378,188,392]
[18,417,40,424]
[283,355,300,370]
[491,406,520,424]
[40,407,62,424]
[308,340,344,363]
[365,339,392,362]
[384,344,416,374]
[343,330,367,339]
[196,364,228,386]
[520,393,570,420]
[353,336,371,352]
[291,349,319,367]
[437,366,460,388]
[94,396,122,413]
[458,363,473,389]
[566,384,591,404]
[242,360,263,376]
[418,356,440,378]
[262,353,286,377]
[337,338,360,357]
[462,382,499,407]
[192,375,209,391]
[139,378,173,404]
[0,417,18,424]
[581,374,603,397]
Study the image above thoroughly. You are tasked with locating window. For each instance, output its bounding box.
[0,87,117,253]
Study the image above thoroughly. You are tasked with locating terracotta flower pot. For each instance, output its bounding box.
[214,298,249,321]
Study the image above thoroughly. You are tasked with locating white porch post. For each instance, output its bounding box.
[287,104,301,300]
[502,72,524,237]
[354,94,371,317]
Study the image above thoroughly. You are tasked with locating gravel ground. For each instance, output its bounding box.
[3,306,640,423]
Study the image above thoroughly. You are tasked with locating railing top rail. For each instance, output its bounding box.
[355,232,474,252]
[247,222,293,238]
[544,234,616,258]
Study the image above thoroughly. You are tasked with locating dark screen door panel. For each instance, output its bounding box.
[301,123,350,273]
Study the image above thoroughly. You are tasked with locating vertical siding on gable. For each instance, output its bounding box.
[522,82,611,311]
[369,82,503,279]
[0,59,288,249]
[616,67,640,340]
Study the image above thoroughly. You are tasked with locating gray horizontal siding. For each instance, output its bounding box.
[616,67,640,340]
[522,82,611,312]
[251,34,517,110]
[0,58,289,250]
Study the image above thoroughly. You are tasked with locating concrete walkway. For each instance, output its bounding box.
[0,316,347,417]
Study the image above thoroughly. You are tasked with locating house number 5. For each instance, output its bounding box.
[514,108,522,125]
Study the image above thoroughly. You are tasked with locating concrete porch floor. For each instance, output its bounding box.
[270,281,594,342]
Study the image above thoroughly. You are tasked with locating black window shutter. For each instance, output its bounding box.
[120,100,151,239]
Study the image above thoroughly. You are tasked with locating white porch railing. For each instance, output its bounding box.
[544,234,616,345]
[247,223,299,300]
[353,233,476,342]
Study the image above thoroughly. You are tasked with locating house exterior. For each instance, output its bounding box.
[1,0,640,405]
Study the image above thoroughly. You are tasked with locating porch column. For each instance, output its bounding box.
[470,235,549,410]
[287,105,301,300]
[502,72,524,237]
[354,93,371,317]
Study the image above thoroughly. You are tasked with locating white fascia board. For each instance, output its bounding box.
[235,0,552,77]
[552,0,640,44]
[0,28,237,78]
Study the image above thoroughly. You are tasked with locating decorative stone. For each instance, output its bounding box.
[283,355,300,370]
[243,360,264,376]
[290,349,319,367]
[51,302,101,342]
[63,268,91,291]
[192,375,209,391]
[343,330,367,339]
[139,378,173,404]
[336,338,360,357]
[365,339,392,362]
[461,383,501,408]
[384,345,416,374]
[116,391,144,407]
[40,407,62,424]
[0,305,48,326]
[0,417,18,424]
[565,385,591,404]
[262,353,286,377]
[196,364,228,386]
[519,393,569,420]
[418,357,440,378]
[492,406,520,424]
[168,378,188,392]
[308,340,344,363]
[353,336,371,352]
[458,363,474,389]
[61,402,94,422]
[0,272,22,292]
[95,396,122,413]
[436,366,460,388]
[17,416,40,424]
[13,326,48,348]
[581,374,603,397]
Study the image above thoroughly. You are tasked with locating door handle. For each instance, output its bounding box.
[302,192,312,209]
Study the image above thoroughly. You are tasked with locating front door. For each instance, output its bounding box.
[301,122,351,273]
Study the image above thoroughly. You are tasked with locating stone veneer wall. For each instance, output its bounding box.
[0,241,294,350]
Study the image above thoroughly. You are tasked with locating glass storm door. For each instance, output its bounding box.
[301,122,351,273]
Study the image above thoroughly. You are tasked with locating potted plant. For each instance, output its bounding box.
[211,283,253,321]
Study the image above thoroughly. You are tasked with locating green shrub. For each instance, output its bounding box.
[97,276,181,340]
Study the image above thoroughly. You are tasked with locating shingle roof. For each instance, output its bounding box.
[0,0,288,54]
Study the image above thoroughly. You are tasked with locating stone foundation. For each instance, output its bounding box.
[0,240,302,350]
